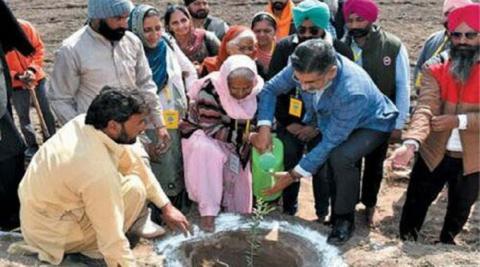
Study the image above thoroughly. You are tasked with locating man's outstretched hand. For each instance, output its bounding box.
[160,203,192,237]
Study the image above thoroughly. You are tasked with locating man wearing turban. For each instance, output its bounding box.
[185,0,229,40]
[414,0,472,93]
[390,3,480,245]
[341,0,411,226]
[266,0,353,221]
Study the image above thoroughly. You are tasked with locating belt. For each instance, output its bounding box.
[446,151,463,159]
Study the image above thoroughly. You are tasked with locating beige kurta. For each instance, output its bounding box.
[18,115,170,266]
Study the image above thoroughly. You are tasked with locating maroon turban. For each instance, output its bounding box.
[343,0,379,23]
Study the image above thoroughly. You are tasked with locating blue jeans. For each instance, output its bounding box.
[11,79,56,147]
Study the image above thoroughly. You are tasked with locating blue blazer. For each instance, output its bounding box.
[257,54,398,174]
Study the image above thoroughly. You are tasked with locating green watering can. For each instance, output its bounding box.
[251,137,284,201]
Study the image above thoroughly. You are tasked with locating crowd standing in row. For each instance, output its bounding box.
[0,0,478,265]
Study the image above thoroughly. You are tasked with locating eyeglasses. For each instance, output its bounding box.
[297,26,321,36]
[450,32,479,40]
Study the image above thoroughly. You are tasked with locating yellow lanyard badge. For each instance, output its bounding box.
[163,109,179,129]
[289,97,303,118]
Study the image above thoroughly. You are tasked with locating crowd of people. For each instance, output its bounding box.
[0,0,478,265]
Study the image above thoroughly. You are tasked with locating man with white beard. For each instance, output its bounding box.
[390,3,480,245]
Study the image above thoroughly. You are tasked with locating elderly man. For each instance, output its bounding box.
[18,88,191,266]
[267,0,352,219]
[391,3,479,245]
[252,39,398,245]
[342,0,410,224]
[184,0,229,40]
[413,0,472,93]
[0,0,34,230]
[48,0,169,146]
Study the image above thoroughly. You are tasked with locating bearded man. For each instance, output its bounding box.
[390,3,480,245]
[184,0,229,40]
[48,0,170,145]
[18,88,191,266]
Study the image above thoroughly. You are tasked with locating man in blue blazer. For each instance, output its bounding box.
[252,39,398,245]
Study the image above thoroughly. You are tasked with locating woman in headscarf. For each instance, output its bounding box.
[251,12,277,74]
[201,25,267,78]
[0,0,34,230]
[129,4,198,215]
[180,55,264,232]
[164,4,220,74]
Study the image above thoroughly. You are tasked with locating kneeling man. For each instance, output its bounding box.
[18,87,190,266]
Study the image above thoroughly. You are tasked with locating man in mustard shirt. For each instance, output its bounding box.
[18,87,191,266]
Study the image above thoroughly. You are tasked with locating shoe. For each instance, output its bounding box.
[435,239,456,245]
[136,218,166,239]
[130,209,166,239]
[399,229,418,241]
[327,219,354,245]
[365,206,375,227]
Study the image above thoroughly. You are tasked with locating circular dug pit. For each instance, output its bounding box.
[156,214,345,267]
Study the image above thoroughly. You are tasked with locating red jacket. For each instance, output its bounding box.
[5,19,46,89]
[403,52,479,175]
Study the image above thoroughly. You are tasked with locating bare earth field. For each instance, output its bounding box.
[1,0,479,266]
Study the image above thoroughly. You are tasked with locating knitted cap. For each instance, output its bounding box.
[88,0,134,19]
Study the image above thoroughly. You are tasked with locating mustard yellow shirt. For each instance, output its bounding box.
[18,115,169,266]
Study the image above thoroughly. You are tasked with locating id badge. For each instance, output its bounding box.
[289,97,303,118]
[229,153,241,175]
[162,109,179,129]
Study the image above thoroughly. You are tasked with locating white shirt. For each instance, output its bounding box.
[48,26,164,127]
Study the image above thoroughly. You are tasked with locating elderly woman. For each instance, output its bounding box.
[180,55,264,232]
[164,5,220,74]
[251,12,277,74]
[129,4,198,214]
[202,25,267,78]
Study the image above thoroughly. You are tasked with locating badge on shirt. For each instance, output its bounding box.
[229,153,241,175]
[289,97,303,118]
[162,109,179,129]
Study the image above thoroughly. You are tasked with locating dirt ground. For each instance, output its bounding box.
[2,0,479,266]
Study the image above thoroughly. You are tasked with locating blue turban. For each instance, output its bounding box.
[293,0,331,30]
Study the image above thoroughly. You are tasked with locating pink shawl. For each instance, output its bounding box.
[188,55,264,120]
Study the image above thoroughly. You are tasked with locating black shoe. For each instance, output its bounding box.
[365,206,375,226]
[327,219,354,245]
[400,230,418,242]
[435,239,456,245]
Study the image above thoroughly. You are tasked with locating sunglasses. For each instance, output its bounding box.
[450,32,479,40]
[297,26,321,35]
